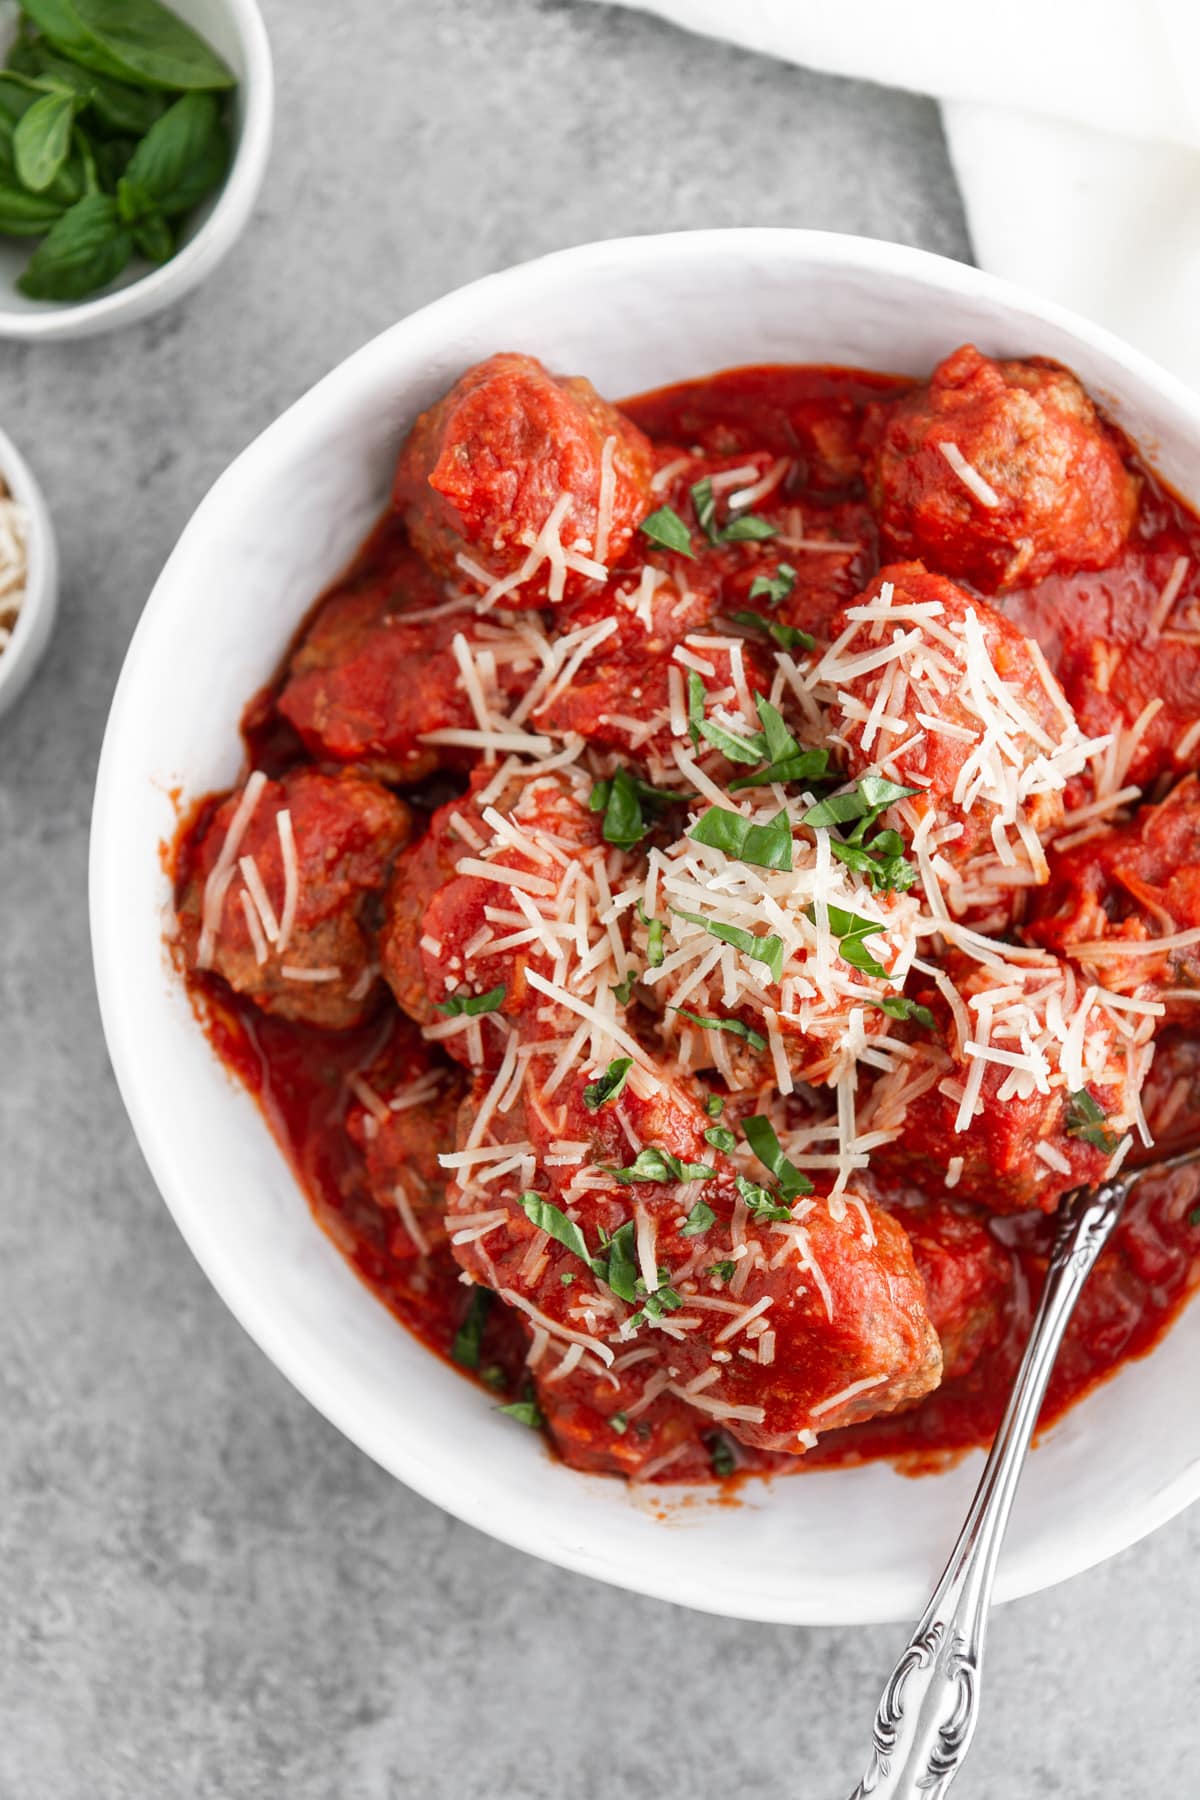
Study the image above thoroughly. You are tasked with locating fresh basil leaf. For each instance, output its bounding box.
[14,89,76,191]
[639,503,694,558]
[611,971,637,1005]
[1189,1205,1200,1229]
[803,791,872,829]
[685,670,769,764]
[680,1198,716,1237]
[636,900,665,968]
[703,1093,725,1119]
[22,42,166,133]
[133,209,171,262]
[451,1287,492,1370]
[742,1115,813,1198]
[606,1146,715,1185]
[708,1433,737,1477]
[863,994,936,1030]
[735,1174,793,1223]
[30,0,238,91]
[837,933,889,980]
[721,514,777,543]
[804,901,890,978]
[754,695,798,766]
[748,563,797,607]
[691,475,718,544]
[668,1006,767,1054]
[16,190,131,298]
[858,775,920,811]
[688,805,794,872]
[560,1272,575,1285]
[583,1057,633,1111]
[1065,1089,1120,1154]
[519,1191,599,1270]
[481,1363,505,1391]
[154,113,227,215]
[729,609,815,653]
[435,983,506,1017]
[706,1260,736,1282]
[0,179,65,234]
[610,1411,628,1434]
[703,1125,738,1153]
[123,89,218,197]
[672,907,785,984]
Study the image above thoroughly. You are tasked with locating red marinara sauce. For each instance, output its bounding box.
[172,356,1200,1485]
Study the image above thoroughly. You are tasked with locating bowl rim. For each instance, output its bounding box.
[0,420,58,716]
[90,227,1200,1623]
[0,0,274,341]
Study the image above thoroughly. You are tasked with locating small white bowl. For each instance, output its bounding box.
[0,0,273,340]
[0,422,57,718]
[90,230,1200,1625]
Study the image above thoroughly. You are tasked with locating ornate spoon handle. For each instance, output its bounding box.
[847,1176,1129,1800]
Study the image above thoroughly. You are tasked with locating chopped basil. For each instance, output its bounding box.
[708,1433,738,1478]
[436,983,506,1017]
[722,513,777,543]
[803,775,920,894]
[680,1197,716,1237]
[704,1094,725,1119]
[602,1220,640,1302]
[1190,1206,1200,1229]
[703,1124,738,1153]
[736,1173,794,1223]
[748,562,797,607]
[639,503,695,558]
[606,1146,715,1185]
[481,1364,506,1391]
[688,476,776,548]
[672,906,786,983]
[611,1411,629,1435]
[611,970,638,1004]
[626,1284,685,1331]
[637,899,665,967]
[589,765,684,850]
[500,1392,544,1429]
[691,475,719,545]
[689,805,794,872]
[805,902,890,980]
[561,1272,576,1286]
[729,743,831,793]
[519,1191,600,1270]
[730,609,815,654]
[687,669,705,748]
[743,1115,813,1198]
[1065,1090,1121,1154]
[864,994,936,1030]
[583,1056,633,1111]
[451,1287,492,1370]
[707,1260,736,1282]
[668,1005,767,1053]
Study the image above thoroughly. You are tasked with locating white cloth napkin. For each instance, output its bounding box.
[585,0,1200,393]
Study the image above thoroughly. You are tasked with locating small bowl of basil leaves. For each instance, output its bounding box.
[0,0,272,337]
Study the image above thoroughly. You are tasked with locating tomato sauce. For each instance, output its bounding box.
[175,361,1200,1483]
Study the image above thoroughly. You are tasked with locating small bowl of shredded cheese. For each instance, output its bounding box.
[0,423,57,719]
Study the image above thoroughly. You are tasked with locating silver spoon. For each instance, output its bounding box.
[847,1147,1199,1799]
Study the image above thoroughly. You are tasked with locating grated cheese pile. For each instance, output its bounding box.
[0,484,29,656]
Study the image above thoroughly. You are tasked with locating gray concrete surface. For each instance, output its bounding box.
[1,1,1196,1795]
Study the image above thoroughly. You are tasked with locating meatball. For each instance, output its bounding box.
[820,563,1095,878]
[1024,775,1200,1014]
[181,767,411,1028]
[277,542,537,782]
[343,1024,466,1261]
[380,766,626,1064]
[393,352,655,606]
[867,345,1137,592]
[871,953,1138,1212]
[447,1056,941,1454]
[887,1197,1013,1380]
[532,568,776,780]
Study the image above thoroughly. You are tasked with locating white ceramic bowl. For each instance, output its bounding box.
[90,230,1200,1625]
[0,0,272,340]
[0,421,57,717]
